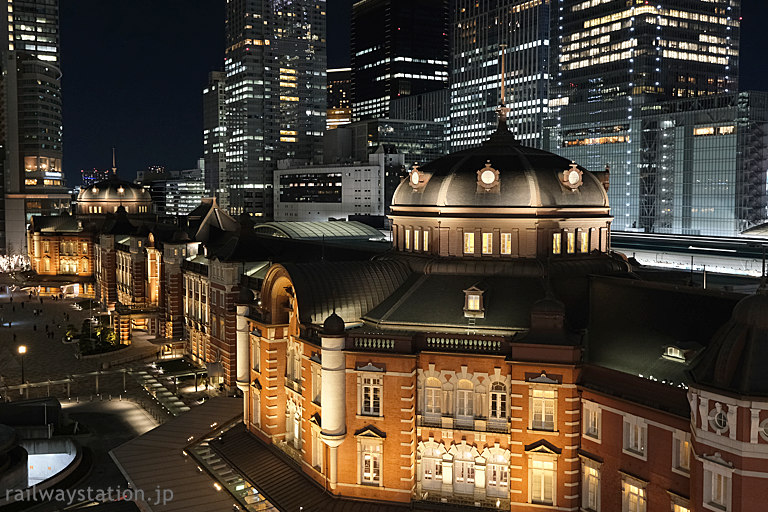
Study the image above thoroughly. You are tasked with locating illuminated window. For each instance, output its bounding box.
[404,228,411,250]
[567,232,575,254]
[552,233,562,255]
[718,125,735,135]
[24,178,36,186]
[425,377,442,416]
[464,232,475,254]
[530,458,555,505]
[423,230,429,252]
[414,229,420,251]
[583,401,601,440]
[621,480,646,512]
[467,294,480,311]
[490,382,507,419]
[582,463,600,512]
[531,388,556,431]
[501,233,512,255]
[361,374,382,416]
[579,230,589,253]
[482,233,493,254]
[360,442,381,485]
[673,430,690,473]
[672,505,690,512]
[694,126,715,136]
[623,415,647,458]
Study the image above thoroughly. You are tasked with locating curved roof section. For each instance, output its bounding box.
[391,127,608,210]
[77,176,152,204]
[690,288,768,396]
[254,221,385,240]
[281,260,412,325]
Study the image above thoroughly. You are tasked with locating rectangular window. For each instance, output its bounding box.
[466,294,480,311]
[425,385,441,415]
[490,384,507,419]
[711,472,727,508]
[405,228,411,250]
[580,230,589,253]
[361,375,382,416]
[552,233,561,254]
[423,457,443,489]
[464,232,475,254]
[423,230,429,252]
[673,431,690,473]
[623,416,647,458]
[251,339,260,372]
[531,388,556,431]
[501,232,512,255]
[487,463,509,497]
[312,364,321,405]
[673,505,690,512]
[311,428,323,471]
[530,459,554,505]
[361,444,381,485]
[482,233,493,254]
[583,401,601,440]
[582,464,600,511]
[567,231,576,253]
[414,229,420,251]
[622,481,646,512]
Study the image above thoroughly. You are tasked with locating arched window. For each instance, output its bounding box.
[453,447,476,495]
[424,377,442,425]
[490,382,507,419]
[456,379,474,428]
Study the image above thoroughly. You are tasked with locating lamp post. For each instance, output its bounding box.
[18,345,26,384]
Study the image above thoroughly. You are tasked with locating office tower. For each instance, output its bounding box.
[0,0,68,256]
[351,0,449,122]
[203,71,227,207]
[80,168,111,188]
[138,161,207,217]
[547,0,741,234]
[327,68,352,130]
[450,0,550,150]
[224,0,326,217]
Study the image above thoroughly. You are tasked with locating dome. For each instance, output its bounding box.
[690,288,768,396]
[391,126,609,210]
[323,312,345,336]
[76,176,152,215]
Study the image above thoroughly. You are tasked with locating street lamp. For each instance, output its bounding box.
[17,345,26,384]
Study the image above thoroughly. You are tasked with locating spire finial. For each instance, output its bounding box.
[112,147,117,175]
[496,44,510,124]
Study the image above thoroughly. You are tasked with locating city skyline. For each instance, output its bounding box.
[60,1,768,187]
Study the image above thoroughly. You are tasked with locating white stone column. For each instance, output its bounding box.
[235,305,250,395]
[320,323,347,491]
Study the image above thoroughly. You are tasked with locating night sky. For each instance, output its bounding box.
[60,1,767,187]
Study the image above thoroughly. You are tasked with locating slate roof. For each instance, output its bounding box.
[211,424,408,512]
[254,221,386,240]
[281,260,412,325]
[586,275,741,387]
[363,274,546,334]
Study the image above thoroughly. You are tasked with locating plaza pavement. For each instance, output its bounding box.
[0,287,160,390]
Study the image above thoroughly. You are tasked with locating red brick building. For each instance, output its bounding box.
[219,121,766,512]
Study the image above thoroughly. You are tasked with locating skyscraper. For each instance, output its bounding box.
[202,71,227,207]
[547,0,742,234]
[223,0,326,216]
[350,0,449,122]
[327,68,351,130]
[1,0,68,256]
[450,0,551,150]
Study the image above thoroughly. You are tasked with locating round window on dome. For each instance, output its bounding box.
[481,169,496,185]
[759,418,768,442]
[708,407,729,434]
[410,171,420,186]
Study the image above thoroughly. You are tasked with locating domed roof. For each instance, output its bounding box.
[690,288,768,396]
[77,176,152,204]
[391,125,609,210]
[323,312,345,336]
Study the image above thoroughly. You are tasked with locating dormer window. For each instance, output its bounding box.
[464,286,484,318]
[665,346,685,361]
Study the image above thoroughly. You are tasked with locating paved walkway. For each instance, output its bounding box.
[0,286,159,388]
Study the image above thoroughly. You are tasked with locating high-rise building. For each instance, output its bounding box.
[1,0,68,256]
[80,168,111,188]
[202,71,227,208]
[138,160,207,218]
[350,0,449,122]
[546,0,742,234]
[327,68,352,130]
[450,0,551,150]
[223,0,326,217]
